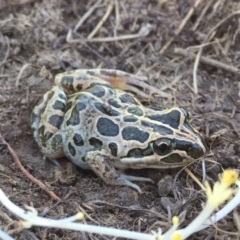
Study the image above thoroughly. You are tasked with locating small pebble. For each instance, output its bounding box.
[157,175,173,197]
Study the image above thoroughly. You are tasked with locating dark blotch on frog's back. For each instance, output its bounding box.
[119,93,138,105]
[65,101,73,112]
[87,85,106,98]
[146,109,181,129]
[96,117,119,137]
[89,82,114,89]
[123,115,138,122]
[141,120,173,135]
[108,142,118,156]
[94,102,120,116]
[76,74,89,81]
[68,142,76,156]
[122,126,149,143]
[89,137,103,148]
[53,134,62,142]
[59,93,66,101]
[108,99,121,108]
[73,133,84,146]
[66,102,86,126]
[61,76,74,91]
[52,100,66,111]
[48,114,64,128]
[76,102,87,111]
[66,105,80,126]
[127,107,143,116]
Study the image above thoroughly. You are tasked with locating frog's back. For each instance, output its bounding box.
[62,83,151,167]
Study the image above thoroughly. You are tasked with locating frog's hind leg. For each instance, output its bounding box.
[55,69,171,100]
[86,69,172,99]
[31,86,66,158]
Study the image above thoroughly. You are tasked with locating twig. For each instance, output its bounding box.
[0,134,60,201]
[74,0,102,32]
[68,32,143,43]
[114,0,119,38]
[67,24,153,43]
[15,63,32,88]
[159,0,203,55]
[174,48,240,75]
[87,1,114,39]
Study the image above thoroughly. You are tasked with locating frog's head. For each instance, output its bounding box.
[137,107,206,167]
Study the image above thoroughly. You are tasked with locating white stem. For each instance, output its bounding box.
[0,189,155,240]
[197,181,240,231]
[176,204,214,239]
[0,229,15,240]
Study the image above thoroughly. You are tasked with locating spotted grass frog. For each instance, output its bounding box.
[31,69,206,193]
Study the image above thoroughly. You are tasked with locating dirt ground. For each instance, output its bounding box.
[0,0,240,239]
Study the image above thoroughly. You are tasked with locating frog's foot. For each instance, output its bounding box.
[85,69,171,100]
[85,149,143,193]
[46,157,62,168]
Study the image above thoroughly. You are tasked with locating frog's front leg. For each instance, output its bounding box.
[31,86,66,158]
[85,149,153,193]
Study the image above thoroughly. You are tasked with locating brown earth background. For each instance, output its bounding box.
[0,0,240,239]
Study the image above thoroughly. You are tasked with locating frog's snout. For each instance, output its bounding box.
[190,133,206,159]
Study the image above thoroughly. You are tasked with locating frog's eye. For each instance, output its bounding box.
[153,138,173,156]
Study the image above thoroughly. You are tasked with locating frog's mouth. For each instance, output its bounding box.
[119,154,197,169]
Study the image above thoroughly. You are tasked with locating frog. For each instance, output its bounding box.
[31,69,206,193]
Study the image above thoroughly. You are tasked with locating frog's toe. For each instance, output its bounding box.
[117,176,143,193]
[44,156,62,168]
[119,174,154,184]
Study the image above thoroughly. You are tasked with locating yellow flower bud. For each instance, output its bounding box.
[172,216,179,225]
[76,212,84,220]
[221,170,238,186]
[171,232,182,240]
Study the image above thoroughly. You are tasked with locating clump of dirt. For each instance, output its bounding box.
[0,0,240,239]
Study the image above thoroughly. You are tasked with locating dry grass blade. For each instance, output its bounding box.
[15,64,32,88]
[184,167,205,191]
[74,0,102,32]
[87,1,114,39]
[67,29,151,43]
[175,48,240,75]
